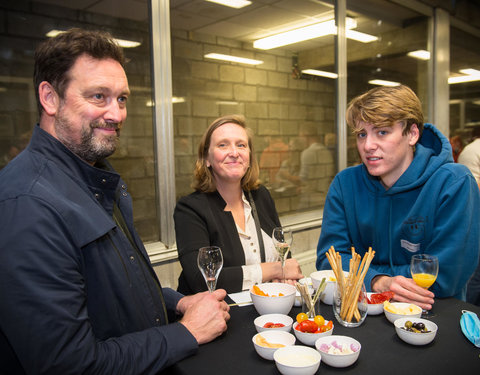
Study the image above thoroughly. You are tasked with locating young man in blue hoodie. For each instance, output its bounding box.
[316,85,480,311]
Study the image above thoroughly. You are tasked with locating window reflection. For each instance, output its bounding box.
[171,0,337,215]
[0,1,158,241]
[345,3,428,166]
[449,26,480,153]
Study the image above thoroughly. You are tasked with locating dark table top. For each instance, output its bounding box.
[170,298,480,374]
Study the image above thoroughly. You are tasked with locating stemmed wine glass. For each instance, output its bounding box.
[272,227,293,282]
[197,246,224,293]
[410,254,439,317]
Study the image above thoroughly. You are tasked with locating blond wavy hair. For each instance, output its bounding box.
[192,114,260,192]
[346,85,424,137]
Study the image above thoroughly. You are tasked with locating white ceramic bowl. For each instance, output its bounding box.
[294,277,313,307]
[315,335,361,368]
[254,314,293,333]
[250,283,296,315]
[310,270,348,305]
[292,320,333,346]
[383,302,422,323]
[394,317,438,345]
[252,330,296,360]
[366,293,385,315]
[274,345,322,375]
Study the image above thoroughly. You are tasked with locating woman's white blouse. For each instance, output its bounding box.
[236,193,278,290]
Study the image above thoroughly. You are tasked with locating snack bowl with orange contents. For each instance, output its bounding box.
[273,345,321,375]
[315,335,361,368]
[293,319,334,346]
[383,301,422,323]
[250,283,297,315]
[254,313,294,333]
[310,270,348,305]
[252,330,296,360]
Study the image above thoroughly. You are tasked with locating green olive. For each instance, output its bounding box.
[404,321,413,329]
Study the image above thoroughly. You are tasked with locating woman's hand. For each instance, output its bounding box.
[372,275,435,310]
[260,259,304,283]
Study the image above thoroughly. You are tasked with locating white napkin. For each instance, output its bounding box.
[228,290,252,306]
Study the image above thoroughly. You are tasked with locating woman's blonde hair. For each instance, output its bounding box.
[346,85,424,137]
[192,114,260,192]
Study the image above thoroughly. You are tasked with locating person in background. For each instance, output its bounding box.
[316,85,479,311]
[174,114,303,295]
[449,135,464,163]
[259,135,289,186]
[458,126,480,187]
[0,28,230,375]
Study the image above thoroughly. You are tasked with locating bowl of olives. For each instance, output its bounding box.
[394,317,438,345]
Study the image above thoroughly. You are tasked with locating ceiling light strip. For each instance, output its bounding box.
[46,29,141,48]
[204,53,263,65]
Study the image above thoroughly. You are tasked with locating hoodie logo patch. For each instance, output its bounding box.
[401,239,420,253]
[401,216,426,252]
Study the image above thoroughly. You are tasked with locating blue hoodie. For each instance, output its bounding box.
[316,123,480,300]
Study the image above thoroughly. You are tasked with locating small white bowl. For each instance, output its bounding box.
[274,345,321,375]
[252,330,296,361]
[310,270,348,305]
[366,293,385,315]
[394,317,438,345]
[254,314,293,333]
[250,283,296,315]
[315,335,361,368]
[383,302,422,323]
[292,320,334,346]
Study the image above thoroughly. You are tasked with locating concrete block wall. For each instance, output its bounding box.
[171,28,336,217]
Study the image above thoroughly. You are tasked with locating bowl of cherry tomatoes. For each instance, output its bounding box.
[254,313,294,333]
[366,291,394,315]
[293,313,334,346]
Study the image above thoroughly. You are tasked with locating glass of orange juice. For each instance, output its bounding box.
[410,254,439,317]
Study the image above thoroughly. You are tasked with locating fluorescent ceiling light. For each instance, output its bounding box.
[172,97,186,103]
[407,50,430,60]
[217,101,239,105]
[204,53,263,65]
[146,97,185,107]
[46,29,141,48]
[448,69,480,84]
[253,18,357,50]
[345,30,378,43]
[301,69,338,79]
[368,79,401,87]
[253,18,378,50]
[205,0,251,9]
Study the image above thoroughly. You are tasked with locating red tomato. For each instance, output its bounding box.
[325,320,333,330]
[263,322,285,328]
[369,291,395,304]
[297,320,318,333]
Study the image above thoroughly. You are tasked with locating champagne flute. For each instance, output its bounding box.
[272,227,293,282]
[410,254,439,317]
[197,246,223,293]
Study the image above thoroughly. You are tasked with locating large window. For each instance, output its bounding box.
[449,26,480,149]
[0,1,159,241]
[345,1,429,166]
[170,0,337,217]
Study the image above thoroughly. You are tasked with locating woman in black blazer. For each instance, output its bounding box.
[174,115,303,295]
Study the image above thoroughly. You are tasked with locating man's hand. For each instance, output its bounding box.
[372,275,435,310]
[178,289,230,345]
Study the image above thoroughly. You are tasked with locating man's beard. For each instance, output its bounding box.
[55,115,121,164]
